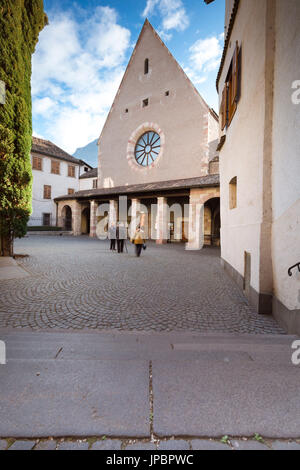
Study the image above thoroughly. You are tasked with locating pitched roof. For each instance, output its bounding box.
[79,168,98,179]
[31,137,92,167]
[55,174,219,201]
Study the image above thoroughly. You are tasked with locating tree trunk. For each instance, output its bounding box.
[0,233,13,257]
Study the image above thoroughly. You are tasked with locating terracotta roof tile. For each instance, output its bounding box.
[31,137,91,167]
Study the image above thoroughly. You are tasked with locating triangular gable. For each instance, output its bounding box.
[98,19,216,144]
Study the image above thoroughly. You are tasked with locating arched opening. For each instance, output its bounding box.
[204,197,220,246]
[81,207,90,235]
[62,205,72,231]
[229,177,237,209]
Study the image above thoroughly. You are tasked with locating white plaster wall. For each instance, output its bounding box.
[30,154,80,226]
[219,0,267,292]
[79,177,95,191]
[272,0,300,309]
[98,22,217,188]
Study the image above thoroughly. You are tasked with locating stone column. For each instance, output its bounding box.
[156,197,169,244]
[73,201,82,237]
[90,200,98,238]
[186,192,204,251]
[130,198,140,238]
[109,200,118,227]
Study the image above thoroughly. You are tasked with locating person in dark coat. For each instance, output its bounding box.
[109,223,116,251]
[116,223,126,253]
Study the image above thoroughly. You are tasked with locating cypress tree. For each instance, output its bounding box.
[0,0,47,256]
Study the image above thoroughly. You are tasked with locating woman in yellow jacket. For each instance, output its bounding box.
[132,226,146,257]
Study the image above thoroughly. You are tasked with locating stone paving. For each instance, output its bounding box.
[1,437,300,450]
[0,236,284,334]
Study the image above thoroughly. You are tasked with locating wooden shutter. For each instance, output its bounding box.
[51,160,60,174]
[237,46,242,102]
[68,188,75,195]
[44,185,51,199]
[32,156,42,170]
[232,42,239,105]
[68,165,75,177]
[221,85,227,131]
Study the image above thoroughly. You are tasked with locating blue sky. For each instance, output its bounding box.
[32,0,225,154]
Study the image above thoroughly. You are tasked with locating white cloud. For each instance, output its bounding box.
[32,7,131,153]
[142,0,189,38]
[33,97,56,114]
[184,34,223,86]
[189,36,223,73]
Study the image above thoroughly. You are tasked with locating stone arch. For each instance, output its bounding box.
[204,197,220,246]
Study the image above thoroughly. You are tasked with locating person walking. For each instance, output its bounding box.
[132,226,146,257]
[109,223,116,251]
[116,222,126,253]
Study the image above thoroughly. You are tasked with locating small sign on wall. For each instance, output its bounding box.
[0,80,6,104]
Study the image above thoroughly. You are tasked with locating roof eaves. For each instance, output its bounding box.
[215,0,240,92]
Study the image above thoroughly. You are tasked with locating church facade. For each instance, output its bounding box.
[55,21,220,248]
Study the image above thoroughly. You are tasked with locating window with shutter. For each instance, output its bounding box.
[93,179,98,189]
[220,43,241,130]
[43,185,51,199]
[68,165,76,178]
[68,188,75,195]
[32,156,42,171]
[51,160,60,174]
[221,85,227,130]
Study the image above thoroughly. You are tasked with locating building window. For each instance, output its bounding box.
[144,58,149,74]
[135,131,161,166]
[84,167,89,172]
[32,155,42,171]
[68,188,75,195]
[229,177,237,209]
[43,185,51,199]
[93,179,98,189]
[142,98,149,108]
[125,108,128,113]
[51,160,60,175]
[165,91,169,96]
[43,213,51,226]
[68,165,76,178]
[220,42,242,130]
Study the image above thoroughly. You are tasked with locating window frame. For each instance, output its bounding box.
[43,185,52,200]
[51,159,60,175]
[68,165,76,178]
[144,58,149,75]
[43,213,51,226]
[220,42,241,130]
[229,177,237,210]
[32,155,43,171]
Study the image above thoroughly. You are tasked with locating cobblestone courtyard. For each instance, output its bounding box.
[0,236,284,334]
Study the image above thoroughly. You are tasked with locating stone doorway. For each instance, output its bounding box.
[81,207,90,235]
[204,197,220,247]
[62,205,72,231]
